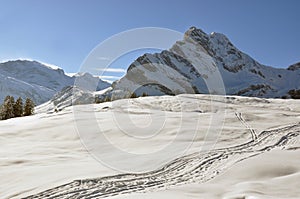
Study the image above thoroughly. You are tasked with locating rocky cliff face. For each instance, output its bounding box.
[108,27,299,99]
[287,62,300,71]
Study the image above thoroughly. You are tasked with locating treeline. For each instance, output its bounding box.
[288,89,300,99]
[0,96,35,120]
[95,92,148,103]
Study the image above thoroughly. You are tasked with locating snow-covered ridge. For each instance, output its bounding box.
[0,59,62,70]
[108,27,300,99]
[35,86,95,113]
[0,60,110,105]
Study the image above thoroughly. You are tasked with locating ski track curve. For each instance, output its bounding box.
[23,123,300,199]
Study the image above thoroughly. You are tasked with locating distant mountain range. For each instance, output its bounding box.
[0,60,110,105]
[105,27,299,100]
[1,27,299,110]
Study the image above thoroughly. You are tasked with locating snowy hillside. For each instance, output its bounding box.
[1,94,299,198]
[0,60,110,105]
[35,86,111,113]
[109,27,300,99]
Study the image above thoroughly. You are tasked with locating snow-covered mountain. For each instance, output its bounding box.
[2,27,299,108]
[107,27,300,99]
[35,86,94,113]
[0,60,110,105]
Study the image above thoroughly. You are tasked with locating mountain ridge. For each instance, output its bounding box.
[105,27,299,100]
[1,27,299,108]
[0,59,110,105]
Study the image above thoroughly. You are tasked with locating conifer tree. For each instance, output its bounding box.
[130,92,137,98]
[13,97,23,117]
[104,96,111,102]
[0,104,4,120]
[24,98,35,116]
[2,96,15,120]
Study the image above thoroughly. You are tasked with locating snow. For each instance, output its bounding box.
[93,87,113,96]
[38,61,62,71]
[1,27,299,198]
[0,58,62,70]
[0,60,110,105]
[65,72,77,77]
[108,27,300,99]
[0,94,299,198]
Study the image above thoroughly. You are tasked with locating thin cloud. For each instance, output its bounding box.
[99,75,122,79]
[96,57,110,61]
[99,75,122,84]
[96,68,127,73]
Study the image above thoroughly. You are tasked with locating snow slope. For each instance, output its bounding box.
[1,94,299,198]
[0,60,110,105]
[35,86,113,113]
[109,27,300,99]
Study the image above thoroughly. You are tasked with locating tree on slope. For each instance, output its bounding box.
[13,97,23,117]
[24,98,35,116]
[0,104,4,120]
[2,96,15,120]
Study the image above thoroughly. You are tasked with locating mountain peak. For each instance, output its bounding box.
[184,27,209,43]
[209,31,230,44]
[186,26,206,35]
[184,28,233,49]
[1,59,63,72]
[0,60,111,105]
[287,62,300,71]
[106,26,300,99]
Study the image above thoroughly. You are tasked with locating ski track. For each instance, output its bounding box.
[23,123,300,199]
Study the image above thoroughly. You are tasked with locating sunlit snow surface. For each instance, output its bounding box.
[1,94,300,198]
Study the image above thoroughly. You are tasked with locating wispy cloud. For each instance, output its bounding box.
[99,75,122,84]
[96,68,126,73]
[96,57,111,61]
[99,75,122,79]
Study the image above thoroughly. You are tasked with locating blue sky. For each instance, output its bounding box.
[0,0,299,82]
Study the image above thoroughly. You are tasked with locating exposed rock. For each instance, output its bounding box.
[105,27,300,99]
[287,62,300,71]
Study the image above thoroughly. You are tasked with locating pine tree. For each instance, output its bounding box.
[104,96,111,102]
[2,96,15,120]
[130,92,137,98]
[0,104,4,120]
[24,98,35,116]
[9,96,15,118]
[13,97,23,117]
[142,92,148,97]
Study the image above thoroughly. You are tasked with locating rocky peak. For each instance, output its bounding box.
[105,26,300,100]
[184,27,208,39]
[184,27,210,52]
[183,28,246,73]
[287,62,300,71]
[209,32,233,48]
